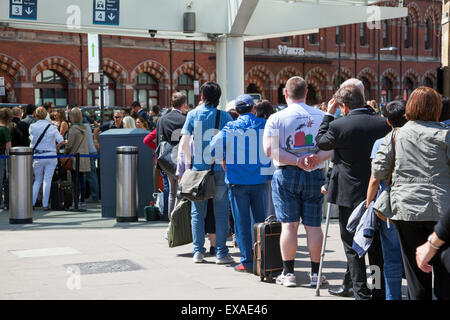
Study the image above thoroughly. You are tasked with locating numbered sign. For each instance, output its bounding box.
[93,0,119,26]
[9,0,37,20]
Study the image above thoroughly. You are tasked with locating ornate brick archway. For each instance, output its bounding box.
[305,67,330,102]
[275,66,301,85]
[131,59,170,86]
[31,56,80,84]
[0,54,27,102]
[172,62,208,88]
[245,64,275,100]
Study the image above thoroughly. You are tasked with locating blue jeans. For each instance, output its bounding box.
[161,171,169,215]
[191,171,229,258]
[85,155,99,201]
[379,220,403,300]
[229,183,267,269]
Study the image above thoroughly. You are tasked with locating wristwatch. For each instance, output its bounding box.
[427,235,441,250]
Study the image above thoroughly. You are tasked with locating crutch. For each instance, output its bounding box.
[315,201,332,296]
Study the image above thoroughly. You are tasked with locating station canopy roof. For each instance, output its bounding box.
[0,0,408,41]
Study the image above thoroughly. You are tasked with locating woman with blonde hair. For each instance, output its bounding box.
[29,107,65,210]
[65,107,90,207]
[122,115,136,129]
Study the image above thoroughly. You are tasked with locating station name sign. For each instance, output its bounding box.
[278,45,305,56]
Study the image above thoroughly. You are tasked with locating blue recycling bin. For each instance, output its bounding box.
[99,128,154,218]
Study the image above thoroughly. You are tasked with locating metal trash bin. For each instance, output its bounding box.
[9,147,33,224]
[116,146,138,222]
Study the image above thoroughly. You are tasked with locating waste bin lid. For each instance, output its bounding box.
[9,147,33,155]
[116,146,138,154]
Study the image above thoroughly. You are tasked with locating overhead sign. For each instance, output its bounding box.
[278,45,305,56]
[88,34,100,73]
[9,0,37,20]
[93,0,119,26]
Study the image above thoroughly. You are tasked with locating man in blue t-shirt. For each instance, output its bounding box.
[179,82,233,265]
[210,94,272,273]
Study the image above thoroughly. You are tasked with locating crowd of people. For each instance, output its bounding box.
[146,78,449,301]
[0,75,448,300]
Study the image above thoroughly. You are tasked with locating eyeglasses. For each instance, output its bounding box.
[114,116,123,119]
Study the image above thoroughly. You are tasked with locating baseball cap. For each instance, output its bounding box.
[235,94,255,108]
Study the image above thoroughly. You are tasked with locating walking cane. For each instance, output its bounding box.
[315,202,332,296]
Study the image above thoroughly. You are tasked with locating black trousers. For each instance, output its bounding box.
[394,220,450,300]
[338,206,385,300]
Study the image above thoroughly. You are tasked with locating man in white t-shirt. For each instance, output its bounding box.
[263,76,332,287]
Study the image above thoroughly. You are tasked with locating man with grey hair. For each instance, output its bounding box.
[316,84,390,300]
[340,78,365,101]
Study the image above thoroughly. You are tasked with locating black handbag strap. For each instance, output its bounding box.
[33,124,51,153]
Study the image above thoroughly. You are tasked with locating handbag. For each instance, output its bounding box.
[167,198,193,248]
[178,110,221,202]
[61,130,86,171]
[373,129,399,222]
[156,141,178,177]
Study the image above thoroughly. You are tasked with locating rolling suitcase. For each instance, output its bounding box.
[253,215,283,282]
[50,180,73,210]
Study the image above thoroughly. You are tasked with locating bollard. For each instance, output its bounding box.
[116,146,138,222]
[9,147,33,224]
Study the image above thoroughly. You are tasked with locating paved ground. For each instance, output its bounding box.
[0,203,406,300]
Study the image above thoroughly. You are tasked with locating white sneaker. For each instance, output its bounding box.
[276,273,297,287]
[193,252,205,263]
[309,272,328,287]
[216,253,234,264]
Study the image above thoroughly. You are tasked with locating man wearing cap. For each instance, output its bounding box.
[210,94,271,273]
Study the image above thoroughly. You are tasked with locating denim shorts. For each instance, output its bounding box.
[271,167,325,226]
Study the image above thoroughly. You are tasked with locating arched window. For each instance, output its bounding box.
[382,20,389,47]
[277,84,286,104]
[381,77,393,103]
[176,74,194,105]
[305,84,317,106]
[360,77,371,101]
[360,23,367,46]
[404,17,412,48]
[87,73,116,106]
[403,77,414,100]
[34,70,68,106]
[133,72,159,109]
[425,18,433,50]
[424,77,434,89]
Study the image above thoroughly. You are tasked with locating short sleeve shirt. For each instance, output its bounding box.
[0,126,12,155]
[264,102,325,168]
[181,104,233,171]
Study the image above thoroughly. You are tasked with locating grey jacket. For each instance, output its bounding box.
[372,120,450,222]
[65,124,91,172]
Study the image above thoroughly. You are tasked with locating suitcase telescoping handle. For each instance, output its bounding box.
[265,215,278,224]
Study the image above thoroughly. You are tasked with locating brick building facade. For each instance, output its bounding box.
[0,0,442,107]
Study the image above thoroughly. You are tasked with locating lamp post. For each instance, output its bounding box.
[377,44,398,105]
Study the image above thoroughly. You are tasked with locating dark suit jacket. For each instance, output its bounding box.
[156,109,186,146]
[316,107,390,209]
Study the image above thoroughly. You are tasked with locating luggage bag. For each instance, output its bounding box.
[253,215,283,282]
[50,180,73,210]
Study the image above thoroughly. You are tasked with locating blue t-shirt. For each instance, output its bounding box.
[371,137,386,190]
[180,104,233,171]
[210,113,271,185]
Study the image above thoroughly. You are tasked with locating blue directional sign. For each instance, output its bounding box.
[9,0,37,20]
[93,0,119,26]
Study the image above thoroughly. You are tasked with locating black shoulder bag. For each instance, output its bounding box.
[178,110,221,202]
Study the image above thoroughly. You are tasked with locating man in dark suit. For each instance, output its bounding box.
[156,92,187,218]
[316,83,390,300]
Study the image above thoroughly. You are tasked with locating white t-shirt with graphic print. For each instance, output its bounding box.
[264,102,325,169]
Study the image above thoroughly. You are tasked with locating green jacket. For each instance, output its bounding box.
[372,120,450,222]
